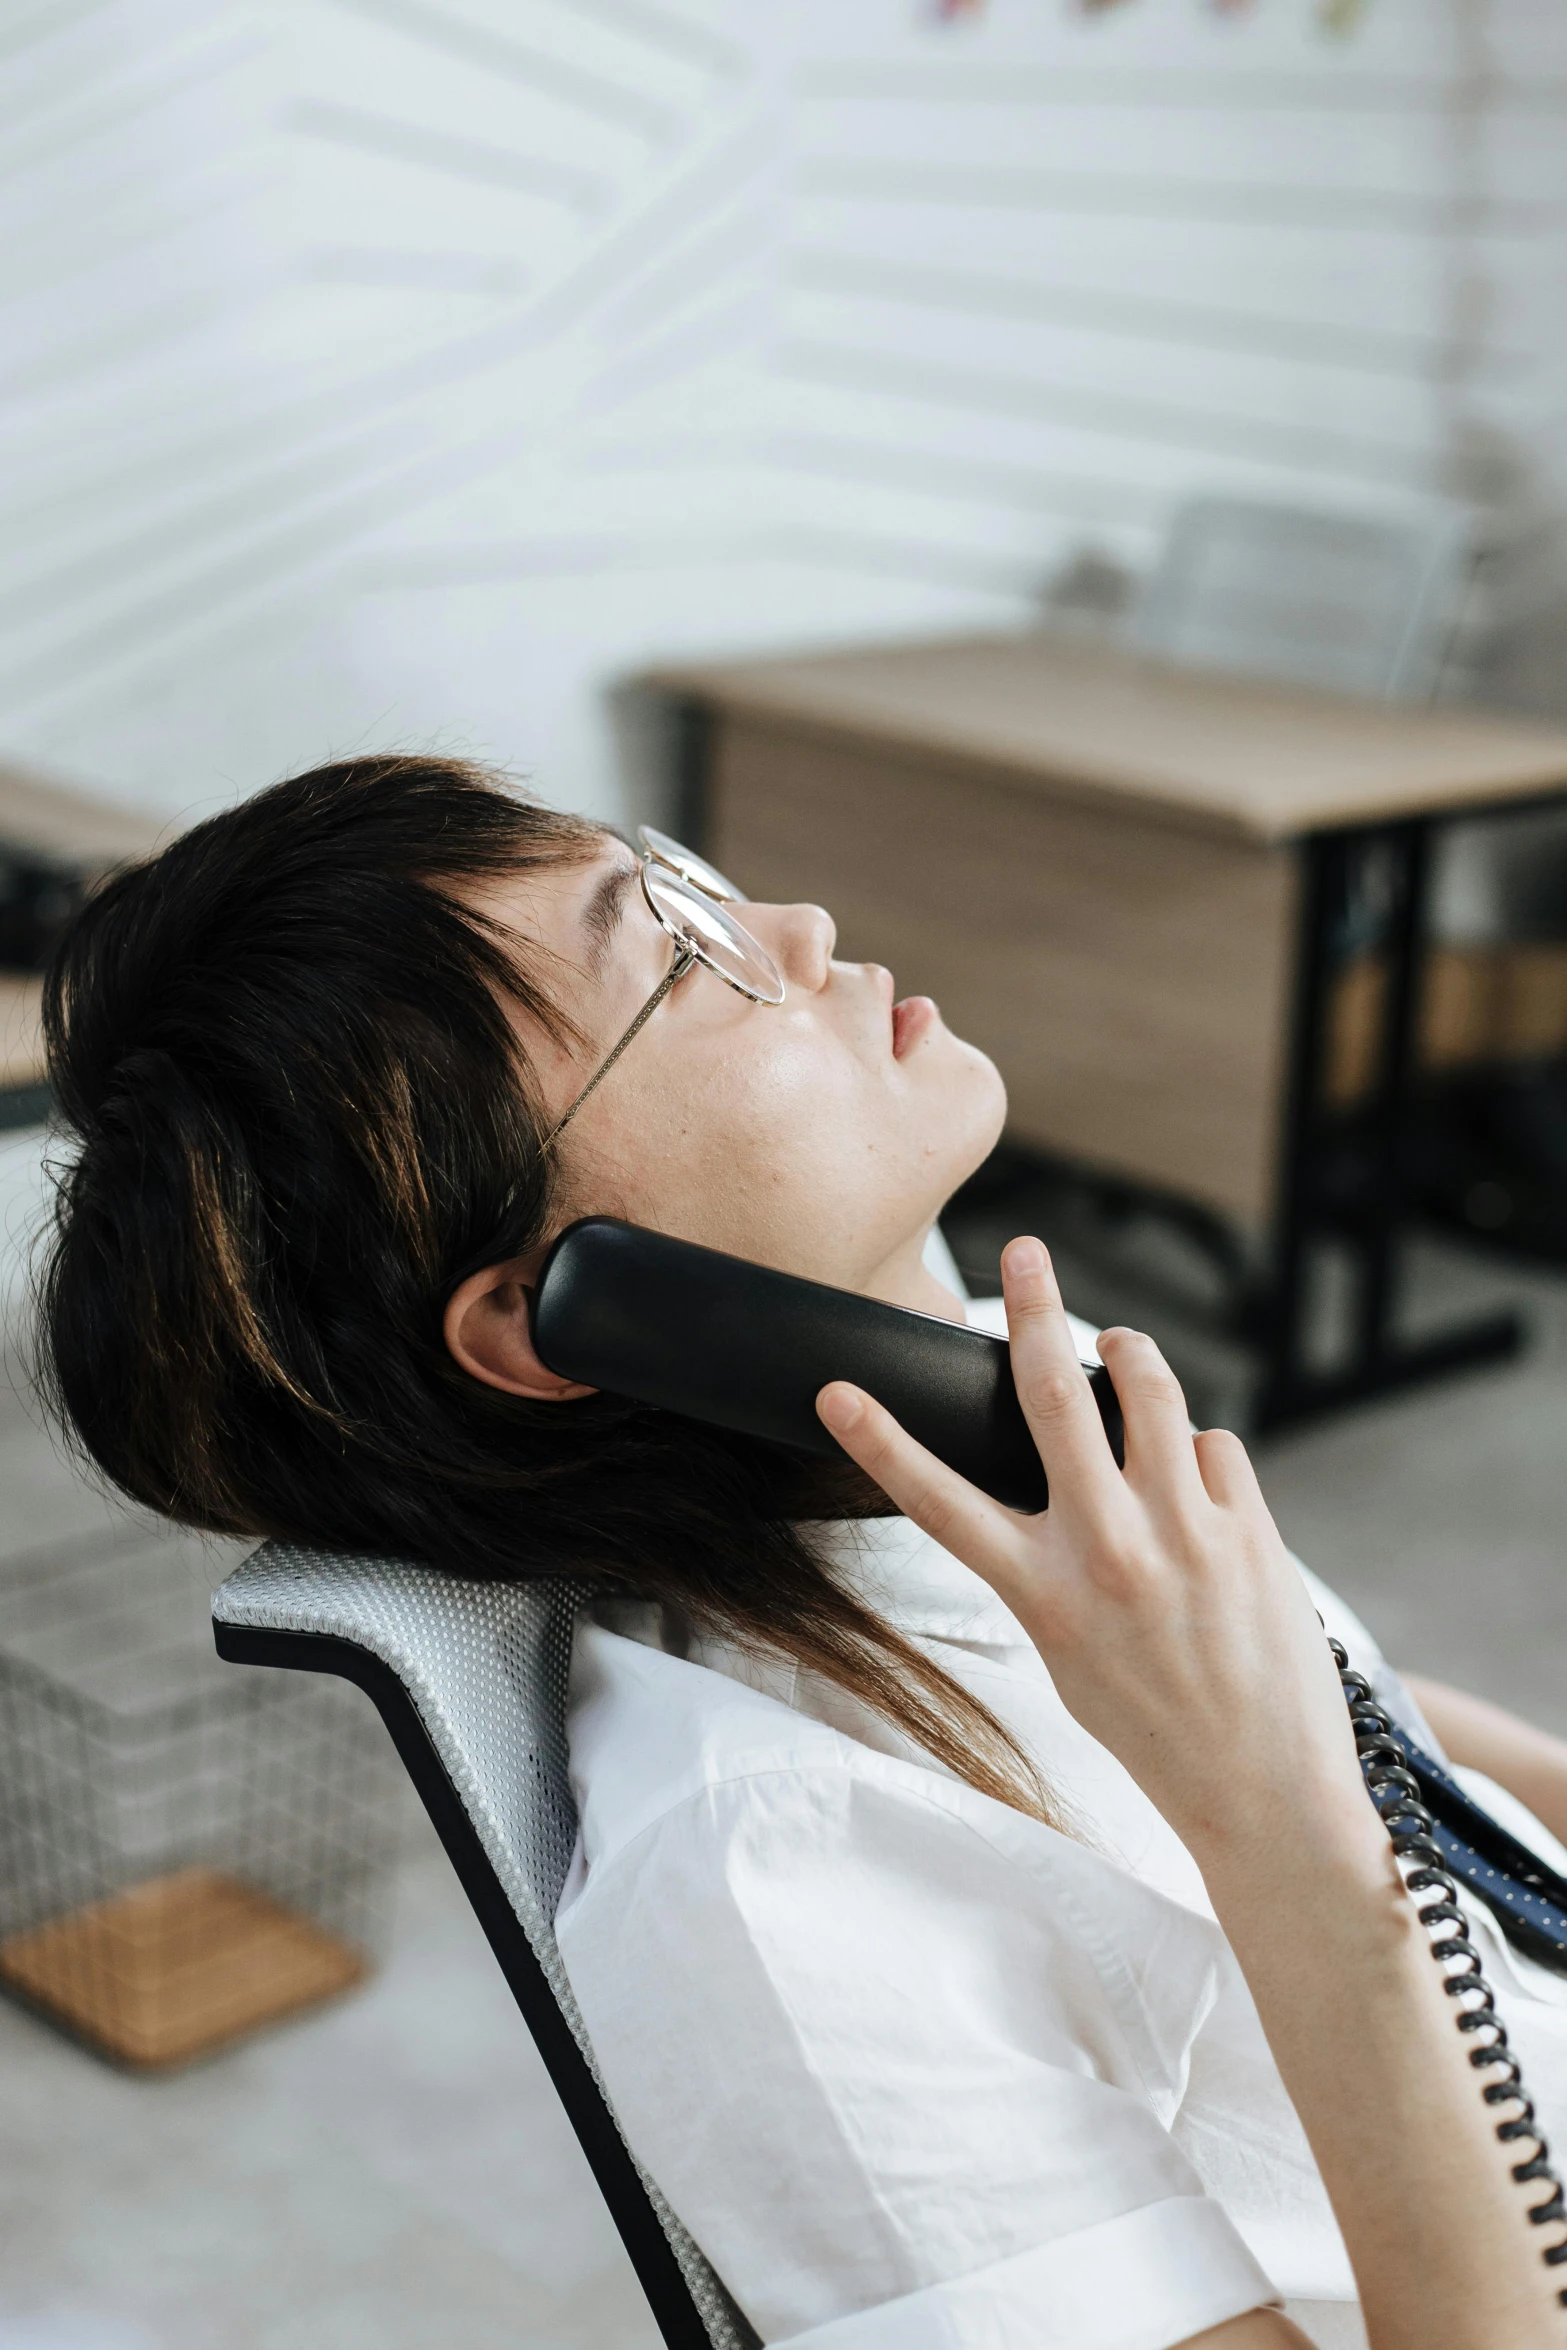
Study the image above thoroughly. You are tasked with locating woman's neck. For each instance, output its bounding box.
[861,1232,968,1325]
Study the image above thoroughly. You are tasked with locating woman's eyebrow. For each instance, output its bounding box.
[580,857,637,975]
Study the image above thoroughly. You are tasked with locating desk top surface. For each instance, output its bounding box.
[653,632,1567,845]
[0,768,166,1095]
[0,763,167,864]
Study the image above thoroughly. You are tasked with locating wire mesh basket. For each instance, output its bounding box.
[0,1524,405,2069]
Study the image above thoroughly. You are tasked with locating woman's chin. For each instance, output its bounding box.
[956,1031,1008,1127]
[925,1035,1008,1191]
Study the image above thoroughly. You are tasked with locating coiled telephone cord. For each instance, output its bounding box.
[1331,1638,1567,2308]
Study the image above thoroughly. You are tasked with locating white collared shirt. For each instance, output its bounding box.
[555,1301,1567,2350]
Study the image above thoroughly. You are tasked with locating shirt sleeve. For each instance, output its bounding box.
[556,1755,1277,2349]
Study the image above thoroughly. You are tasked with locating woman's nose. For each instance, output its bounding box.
[749,900,836,992]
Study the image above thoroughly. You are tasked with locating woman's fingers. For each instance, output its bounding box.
[1097,1327,1208,1513]
[816,1382,1015,1580]
[1001,1239,1121,1507]
[1193,1424,1265,1513]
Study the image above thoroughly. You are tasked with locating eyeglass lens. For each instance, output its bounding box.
[638,826,747,904]
[641,861,785,1004]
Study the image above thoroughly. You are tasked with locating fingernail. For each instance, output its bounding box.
[817,1383,864,1432]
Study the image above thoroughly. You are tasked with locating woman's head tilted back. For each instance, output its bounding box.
[41,756,598,1551]
[39,753,1045,1814]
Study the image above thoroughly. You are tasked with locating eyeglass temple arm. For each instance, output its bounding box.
[538,946,697,1155]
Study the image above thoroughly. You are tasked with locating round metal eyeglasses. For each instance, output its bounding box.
[540,827,784,1152]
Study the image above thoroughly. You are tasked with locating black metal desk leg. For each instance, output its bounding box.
[1256,823,1522,1431]
[1352,820,1428,1367]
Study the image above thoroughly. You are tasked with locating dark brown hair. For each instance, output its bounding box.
[38,754,1053,1821]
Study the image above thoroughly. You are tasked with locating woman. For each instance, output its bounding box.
[39,754,1567,2348]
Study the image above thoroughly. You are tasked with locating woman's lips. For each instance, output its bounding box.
[892,995,937,1058]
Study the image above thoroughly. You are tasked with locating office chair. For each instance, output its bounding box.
[212,1543,759,2350]
[1129,492,1473,703]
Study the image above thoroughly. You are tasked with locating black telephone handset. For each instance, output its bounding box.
[532,1215,1123,1510]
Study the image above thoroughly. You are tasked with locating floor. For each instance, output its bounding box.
[2,1160,1566,2344]
[0,1837,656,2350]
[1250,1235,1567,1740]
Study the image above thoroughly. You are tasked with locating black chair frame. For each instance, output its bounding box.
[213,1615,725,2350]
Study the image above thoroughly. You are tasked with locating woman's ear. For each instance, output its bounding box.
[443,1259,597,1402]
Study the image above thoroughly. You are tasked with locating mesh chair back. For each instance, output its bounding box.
[212,1542,756,2350]
[1129,494,1471,702]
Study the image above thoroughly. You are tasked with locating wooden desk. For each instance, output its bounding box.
[0,764,166,1122]
[651,632,1567,1426]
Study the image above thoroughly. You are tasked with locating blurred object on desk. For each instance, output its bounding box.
[650,628,1567,1429]
[1128,495,1474,705]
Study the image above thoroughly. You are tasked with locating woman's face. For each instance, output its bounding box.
[473,832,1006,1299]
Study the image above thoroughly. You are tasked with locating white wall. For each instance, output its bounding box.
[1,0,1562,831]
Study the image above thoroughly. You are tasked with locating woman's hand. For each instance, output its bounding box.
[817,1235,1371,1870]
[820,1236,1565,2349]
